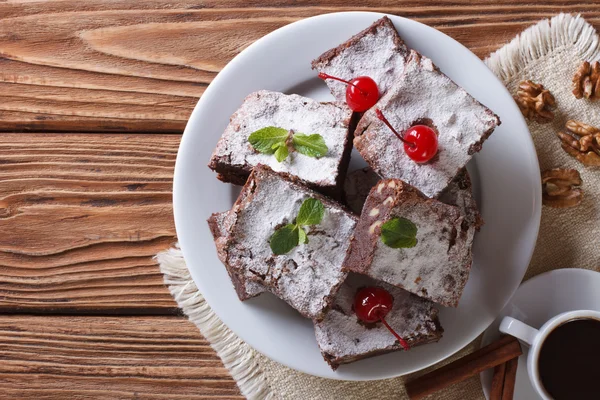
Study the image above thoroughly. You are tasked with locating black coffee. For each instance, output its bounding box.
[538,318,600,399]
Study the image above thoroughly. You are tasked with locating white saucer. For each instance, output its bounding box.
[480,268,600,399]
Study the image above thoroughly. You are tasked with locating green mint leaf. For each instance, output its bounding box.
[380,217,418,249]
[270,224,300,255]
[292,133,328,158]
[296,198,325,226]
[248,127,289,154]
[298,227,308,244]
[274,143,289,162]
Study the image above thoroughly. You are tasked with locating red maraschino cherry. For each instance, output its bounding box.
[318,72,379,112]
[354,286,410,351]
[375,109,438,163]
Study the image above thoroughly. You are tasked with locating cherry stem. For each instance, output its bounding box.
[380,317,410,351]
[375,109,416,148]
[318,72,368,96]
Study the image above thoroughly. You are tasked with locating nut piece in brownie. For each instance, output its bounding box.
[312,16,409,103]
[314,272,443,370]
[220,165,358,320]
[343,179,473,307]
[208,90,355,197]
[207,211,266,301]
[354,50,501,198]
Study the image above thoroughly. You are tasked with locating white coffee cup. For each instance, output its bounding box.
[499,309,600,399]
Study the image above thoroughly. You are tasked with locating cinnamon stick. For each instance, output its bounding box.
[501,357,518,400]
[489,356,519,400]
[405,336,522,400]
[490,362,507,400]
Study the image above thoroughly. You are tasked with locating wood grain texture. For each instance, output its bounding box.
[1,2,599,398]
[0,315,243,399]
[2,0,600,132]
[0,133,180,313]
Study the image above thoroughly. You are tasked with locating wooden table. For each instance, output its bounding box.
[1,1,597,398]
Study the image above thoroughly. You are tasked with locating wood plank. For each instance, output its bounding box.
[1,0,599,132]
[0,315,243,399]
[0,133,180,314]
[0,2,595,396]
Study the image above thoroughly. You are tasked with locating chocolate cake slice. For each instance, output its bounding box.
[343,179,473,307]
[312,16,409,103]
[208,211,266,301]
[218,165,358,320]
[314,272,443,370]
[208,90,355,197]
[354,50,500,198]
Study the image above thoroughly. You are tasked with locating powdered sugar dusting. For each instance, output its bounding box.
[355,51,499,197]
[368,187,470,307]
[244,277,266,298]
[210,211,266,298]
[226,168,357,319]
[314,273,441,363]
[212,91,352,186]
[313,19,408,102]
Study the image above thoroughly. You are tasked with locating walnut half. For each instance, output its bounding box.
[573,61,600,100]
[556,120,600,166]
[514,80,556,123]
[542,168,583,208]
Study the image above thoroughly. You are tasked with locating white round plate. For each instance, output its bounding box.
[480,269,600,399]
[173,12,541,380]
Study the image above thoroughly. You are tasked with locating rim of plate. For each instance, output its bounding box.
[173,11,541,380]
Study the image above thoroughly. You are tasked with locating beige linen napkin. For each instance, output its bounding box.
[157,13,600,399]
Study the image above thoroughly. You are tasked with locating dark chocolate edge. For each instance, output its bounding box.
[207,212,263,301]
[467,114,501,155]
[336,111,361,205]
[446,169,484,230]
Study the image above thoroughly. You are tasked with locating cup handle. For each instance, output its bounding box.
[499,316,539,346]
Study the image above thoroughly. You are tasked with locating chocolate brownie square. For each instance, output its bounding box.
[354,51,500,198]
[208,91,355,198]
[217,165,358,320]
[314,272,443,370]
[343,179,473,307]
